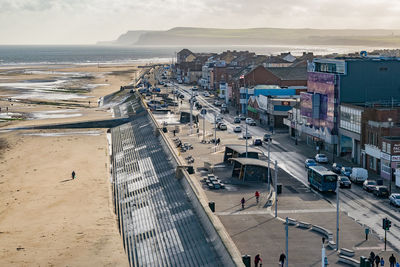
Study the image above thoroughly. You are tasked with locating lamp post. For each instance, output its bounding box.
[388,118,393,194]
[336,177,339,251]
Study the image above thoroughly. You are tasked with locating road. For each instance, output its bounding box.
[173,83,400,252]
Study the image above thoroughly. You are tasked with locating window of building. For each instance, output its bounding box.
[382,142,387,152]
[387,143,391,154]
[382,160,391,174]
[340,106,361,134]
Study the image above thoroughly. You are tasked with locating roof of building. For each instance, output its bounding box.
[225,144,260,154]
[230,157,274,169]
[253,85,281,90]
[267,67,308,81]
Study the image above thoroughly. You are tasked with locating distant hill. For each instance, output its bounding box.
[98,27,400,47]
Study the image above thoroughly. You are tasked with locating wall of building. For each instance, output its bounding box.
[340,60,400,103]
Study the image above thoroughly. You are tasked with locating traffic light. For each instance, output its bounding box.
[387,219,392,230]
[382,218,392,230]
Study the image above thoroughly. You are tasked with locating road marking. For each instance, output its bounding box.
[277,208,337,214]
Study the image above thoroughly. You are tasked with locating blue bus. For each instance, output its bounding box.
[307,165,337,192]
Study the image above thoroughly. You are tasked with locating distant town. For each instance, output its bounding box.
[162,48,400,182]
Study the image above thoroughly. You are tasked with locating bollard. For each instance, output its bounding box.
[360,256,366,267]
[242,255,251,267]
[208,202,215,213]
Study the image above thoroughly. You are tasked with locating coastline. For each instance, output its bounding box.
[0,63,146,266]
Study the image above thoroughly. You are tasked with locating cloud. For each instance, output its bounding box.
[1,0,400,44]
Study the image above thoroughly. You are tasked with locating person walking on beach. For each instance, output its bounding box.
[254,254,262,267]
[255,191,260,204]
[71,171,76,180]
[279,253,286,267]
[389,254,396,267]
[241,197,245,209]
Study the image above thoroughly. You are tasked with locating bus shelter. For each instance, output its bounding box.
[223,144,259,163]
[229,158,273,182]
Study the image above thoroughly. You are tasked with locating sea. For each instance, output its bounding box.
[0,44,387,66]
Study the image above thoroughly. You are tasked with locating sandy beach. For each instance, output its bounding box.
[0,64,141,266]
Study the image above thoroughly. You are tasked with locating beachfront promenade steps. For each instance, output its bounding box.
[111,112,221,266]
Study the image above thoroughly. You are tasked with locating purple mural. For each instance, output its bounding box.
[306,72,337,131]
[300,92,313,117]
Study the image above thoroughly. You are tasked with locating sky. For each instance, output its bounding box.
[1,0,400,44]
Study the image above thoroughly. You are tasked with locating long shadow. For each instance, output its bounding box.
[220,196,257,212]
[231,217,275,237]
[60,179,73,183]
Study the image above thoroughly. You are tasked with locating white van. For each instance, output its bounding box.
[350,168,368,183]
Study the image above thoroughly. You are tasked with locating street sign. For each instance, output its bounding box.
[201,109,207,115]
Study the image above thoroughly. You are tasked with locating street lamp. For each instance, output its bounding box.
[388,118,393,194]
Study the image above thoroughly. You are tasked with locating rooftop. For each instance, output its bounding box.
[267,67,308,81]
[230,157,273,169]
[225,144,260,154]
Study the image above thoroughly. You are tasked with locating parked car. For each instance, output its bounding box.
[331,163,342,174]
[214,100,221,106]
[373,186,389,198]
[263,134,272,142]
[179,94,185,99]
[363,180,377,192]
[215,115,223,123]
[339,176,352,188]
[315,154,328,163]
[253,139,262,146]
[305,159,317,169]
[203,92,210,97]
[245,118,256,126]
[389,193,400,207]
[340,167,352,177]
[192,86,198,91]
[221,103,227,108]
[218,123,227,130]
[233,126,242,133]
[242,132,252,139]
[350,168,368,183]
[233,117,241,124]
[238,114,246,120]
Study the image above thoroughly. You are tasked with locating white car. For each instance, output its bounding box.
[389,193,400,207]
[242,132,252,139]
[245,118,256,126]
[203,92,210,97]
[219,123,227,130]
[233,126,242,133]
[315,154,328,163]
[214,100,221,106]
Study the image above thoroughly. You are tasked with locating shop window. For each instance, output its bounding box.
[382,142,387,152]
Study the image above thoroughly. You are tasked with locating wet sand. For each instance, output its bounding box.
[0,64,141,266]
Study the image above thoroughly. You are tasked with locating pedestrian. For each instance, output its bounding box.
[255,191,260,204]
[389,254,396,267]
[173,129,176,136]
[381,257,385,266]
[396,262,399,267]
[71,171,76,180]
[217,138,220,145]
[254,254,262,267]
[370,251,376,267]
[376,256,381,267]
[279,253,286,267]
[241,197,245,209]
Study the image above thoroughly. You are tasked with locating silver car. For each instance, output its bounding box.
[389,193,400,207]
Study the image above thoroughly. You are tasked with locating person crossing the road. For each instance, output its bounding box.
[241,197,245,209]
[255,191,260,204]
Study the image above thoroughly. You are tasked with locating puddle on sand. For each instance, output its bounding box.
[29,109,82,119]
[22,130,103,137]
